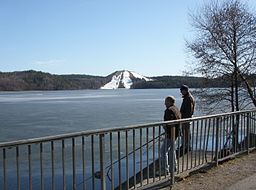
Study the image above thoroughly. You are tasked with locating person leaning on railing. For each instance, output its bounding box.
[157,96,181,176]
[180,84,195,154]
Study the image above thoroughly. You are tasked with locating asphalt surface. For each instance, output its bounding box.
[227,173,256,190]
[159,150,256,190]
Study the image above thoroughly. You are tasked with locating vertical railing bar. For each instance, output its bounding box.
[226,116,229,154]
[253,112,256,147]
[253,111,255,146]
[228,116,232,151]
[211,118,215,161]
[206,118,210,161]
[241,114,243,151]
[244,113,247,151]
[146,128,149,184]
[16,146,20,190]
[184,124,187,171]
[72,138,76,190]
[222,117,226,158]
[238,113,240,150]
[242,114,244,151]
[220,117,222,155]
[152,127,156,182]
[253,112,255,147]
[251,112,253,147]
[233,114,236,151]
[239,113,242,151]
[158,126,161,181]
[254,112,256,147]
[252,112,254,147]
[62,140,66,190]
[232,114,237,153]
[186,122,190,170]
[177,123,181,173]
[240,114,245,151]
[28,144,32,190]
[219,117,223,159]
[40,143,44,190]
[190,121,194,169]
[199,119,203,165]
[225,116,228,155]
[3,148,7,190]
[215,118,220,166]
[99,134,106,190]
[126,131,129,190]
[247,113,250,154]
[91,135,95,190]
[223,117,226,155]
[202,119,206,164]
[139,128,143,187]
[169,125,176,187]
[195,120,199,167]
[227,116,230,151]
[117,132,121,190]
[82,137,86,190]
[205,118,211,163]
[132,129,136,189]
[164,130,167,178]
[110,133,114,190]
[181,123,186,171]
[51,141,55,190]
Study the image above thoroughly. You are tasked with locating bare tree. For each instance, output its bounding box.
[186,0,256,113]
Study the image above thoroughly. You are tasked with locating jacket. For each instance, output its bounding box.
[180,92,195,119]
[164,105,181,139]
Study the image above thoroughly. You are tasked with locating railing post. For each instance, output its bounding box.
[3,148,6,190]
[99,134,106,190]
[169,125,175,188]
[72,138,76,190]
[247,113,250,155]
[215,118,219,166]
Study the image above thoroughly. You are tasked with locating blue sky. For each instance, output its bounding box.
[1,0,255,77]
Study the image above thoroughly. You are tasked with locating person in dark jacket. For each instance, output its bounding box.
[180,85,195,153]
[158,96,181,175]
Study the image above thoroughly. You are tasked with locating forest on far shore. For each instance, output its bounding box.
[0,70,237,91]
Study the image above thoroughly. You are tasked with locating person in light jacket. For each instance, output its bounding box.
[158,96,181,175]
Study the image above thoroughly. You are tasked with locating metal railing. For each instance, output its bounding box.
[0,109,256,190]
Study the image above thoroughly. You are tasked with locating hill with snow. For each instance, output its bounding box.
[0,70,227,91]
[101,70,152,89]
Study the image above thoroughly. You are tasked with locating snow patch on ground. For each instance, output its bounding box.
[130,71,151,81]
[122,71,132,89]
[101,70,151,89]
[101,73,122,89]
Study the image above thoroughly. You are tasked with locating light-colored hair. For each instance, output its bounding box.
[165,96,175,103]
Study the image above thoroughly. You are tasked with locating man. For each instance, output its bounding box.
[180,85,195,153]
[158,96,181,175]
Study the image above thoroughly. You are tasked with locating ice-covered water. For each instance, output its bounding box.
[0,89,189,142]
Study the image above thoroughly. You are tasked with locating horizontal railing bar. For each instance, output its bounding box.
[0,109,255,148]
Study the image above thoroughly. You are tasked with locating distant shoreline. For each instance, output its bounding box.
[0,70,229,91]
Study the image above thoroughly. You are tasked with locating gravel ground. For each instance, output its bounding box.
[160,150,256,190]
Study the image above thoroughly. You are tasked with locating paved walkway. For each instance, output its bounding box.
[227,173,256,190]
[159,150,256,190]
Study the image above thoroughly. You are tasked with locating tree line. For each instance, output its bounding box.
[0,70,229,91]
[0,70,107,91]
